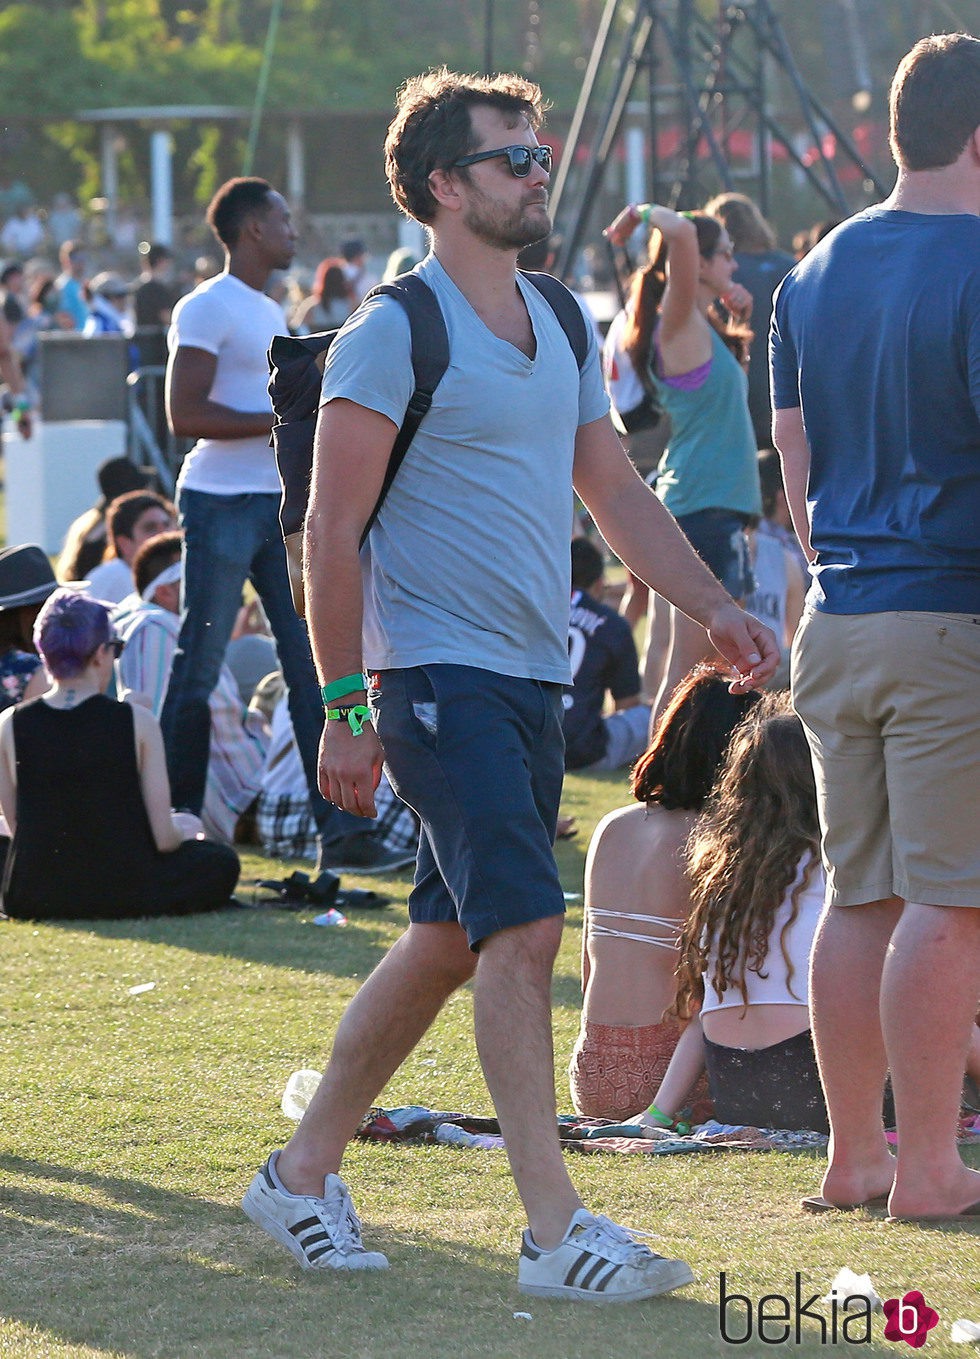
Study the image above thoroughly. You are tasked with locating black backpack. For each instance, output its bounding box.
[268,268,590,615]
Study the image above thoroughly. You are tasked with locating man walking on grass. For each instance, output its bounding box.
[772,33,980,1222]
[243,67,777,1301]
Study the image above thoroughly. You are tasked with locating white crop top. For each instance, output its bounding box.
[701,854,826,1015]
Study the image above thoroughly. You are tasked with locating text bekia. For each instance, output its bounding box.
[719,1272,873,1345]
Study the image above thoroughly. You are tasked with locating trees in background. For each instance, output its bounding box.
[0,0,606,209]
[0,1,958,217]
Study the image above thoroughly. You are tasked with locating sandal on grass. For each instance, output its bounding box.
[246,870,340,910]
[335,888,390,910]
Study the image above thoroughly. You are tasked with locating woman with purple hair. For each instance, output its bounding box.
[0,590,239,919]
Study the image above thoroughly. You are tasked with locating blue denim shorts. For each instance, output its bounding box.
[368,664,567,950]
[675,508,755,601]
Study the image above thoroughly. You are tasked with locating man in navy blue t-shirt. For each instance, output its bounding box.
[563,537,651,770]
[771,32,980,1223]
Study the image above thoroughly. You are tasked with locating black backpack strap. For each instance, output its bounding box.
[358,273,449,548]
[521,270,590,370]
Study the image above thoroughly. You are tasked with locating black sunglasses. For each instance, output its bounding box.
[452,145,553,178]
[107,637,125,658]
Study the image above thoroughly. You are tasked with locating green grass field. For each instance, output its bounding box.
[1,768,978,1359]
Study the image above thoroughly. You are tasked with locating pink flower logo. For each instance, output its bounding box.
[883,1291,939,1347]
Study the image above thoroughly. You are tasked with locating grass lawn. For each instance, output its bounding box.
[1,767,977,1359]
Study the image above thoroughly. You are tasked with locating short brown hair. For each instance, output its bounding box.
[889,33,980,171]
[106,491,175,555]
[133,529,182,598]
[384,67,546,224]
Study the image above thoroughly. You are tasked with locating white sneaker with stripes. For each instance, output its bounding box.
[242,1153,389,1271]
[518,1209,693,1303]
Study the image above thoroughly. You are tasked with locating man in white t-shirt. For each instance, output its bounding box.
[162,177,388,871]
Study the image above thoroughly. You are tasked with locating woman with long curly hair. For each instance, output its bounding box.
[604,203,763,718]
[638,690,829,1134]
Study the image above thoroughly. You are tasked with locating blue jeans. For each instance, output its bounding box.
[160,488,360,846]
[674,508,755,601]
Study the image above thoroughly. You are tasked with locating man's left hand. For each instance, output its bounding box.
[706,602,780,693]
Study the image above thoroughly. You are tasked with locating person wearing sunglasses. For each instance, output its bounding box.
[242,68,778,1302]
[604,203,763,726]
[0,588,239,921]
[453,142,554,176]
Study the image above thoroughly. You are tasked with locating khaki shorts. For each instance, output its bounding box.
[792,608,980,909]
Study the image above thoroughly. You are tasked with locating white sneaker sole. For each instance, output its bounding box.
[241,1174,389,1272]
[519,1258,695,1303]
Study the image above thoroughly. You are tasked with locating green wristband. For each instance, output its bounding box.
[646,1102,691,1135]
[645,1103,674,1128]
[320,672,365,706]
[325,704,372,736]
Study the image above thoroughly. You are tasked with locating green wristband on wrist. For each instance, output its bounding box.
[646,1102,691,1135]
[325,704,372,736]
[645,1102,674,1128]
[320,672,365,706]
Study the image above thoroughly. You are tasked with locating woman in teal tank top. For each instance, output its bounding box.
[605,204,763,720]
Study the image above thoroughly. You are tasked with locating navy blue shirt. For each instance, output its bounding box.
[770,207,980,614]
[563,589,641,769]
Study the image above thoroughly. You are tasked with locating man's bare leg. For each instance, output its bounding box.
[883,902,980,1218]
[618,570,649,630]
[641,592,670,705]
[809,897,902,1206]
[276,922,476,1195]
[473,915,582,1249]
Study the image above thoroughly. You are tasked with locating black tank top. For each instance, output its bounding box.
[2,695,162,919]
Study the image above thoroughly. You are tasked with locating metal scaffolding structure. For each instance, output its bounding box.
[551,0,890,280]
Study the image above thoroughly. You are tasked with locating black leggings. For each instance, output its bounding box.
[0,836,239,920]
[137,840,240,918]
[703,1028,829,1134]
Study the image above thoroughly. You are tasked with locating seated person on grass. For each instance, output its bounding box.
[563,537,651,772]
[638,693,829,1136]
[568,664,759,1120]
[57,456,155,584]
[113,531,268,846]
[0,544,64,711]
[85,490,175,604]
[639,697,980,1148]
[0,590,239,920]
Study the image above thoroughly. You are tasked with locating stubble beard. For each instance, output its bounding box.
[463,198,552,252]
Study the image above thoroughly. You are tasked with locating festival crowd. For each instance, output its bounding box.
[1,30,978,1305]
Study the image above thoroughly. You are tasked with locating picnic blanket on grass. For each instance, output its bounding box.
[352,1105,830,1154]
[350,1106,980,1155]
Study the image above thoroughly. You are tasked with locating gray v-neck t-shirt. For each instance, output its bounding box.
[319,254,609,683]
